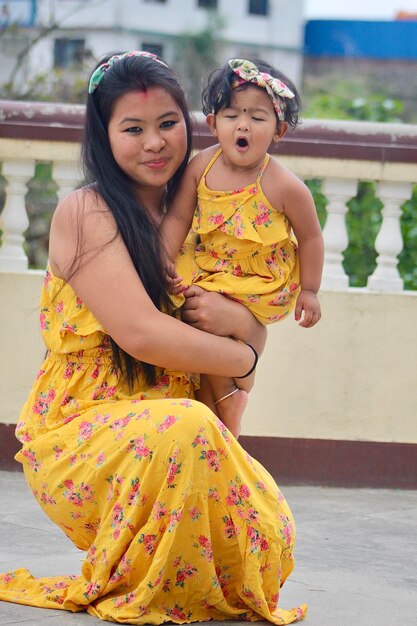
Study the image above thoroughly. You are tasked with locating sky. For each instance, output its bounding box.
[304,0,417,20]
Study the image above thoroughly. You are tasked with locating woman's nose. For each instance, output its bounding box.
[143,131,166,152]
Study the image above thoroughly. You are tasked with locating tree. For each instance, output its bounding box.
[173,11,224,110]
[0,0,104,102]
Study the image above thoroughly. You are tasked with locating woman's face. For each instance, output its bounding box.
[108,88,188,198]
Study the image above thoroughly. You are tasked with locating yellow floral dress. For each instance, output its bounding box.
[0,268,306,624]
[176,148,300,325]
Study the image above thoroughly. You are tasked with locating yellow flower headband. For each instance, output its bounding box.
[228,58,295,121]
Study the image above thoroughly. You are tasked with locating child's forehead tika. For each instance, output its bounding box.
[229,89,275,114]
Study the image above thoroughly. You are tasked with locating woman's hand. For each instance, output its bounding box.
[182,285,267,354]
[182,286,239,336]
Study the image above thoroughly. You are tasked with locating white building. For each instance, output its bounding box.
[1,0,305,103]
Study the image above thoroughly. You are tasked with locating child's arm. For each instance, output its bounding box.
[283,176,324,327]
[160,154,202,261]
[263,162,324,327]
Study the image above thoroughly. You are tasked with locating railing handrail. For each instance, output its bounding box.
[1,99,417,164]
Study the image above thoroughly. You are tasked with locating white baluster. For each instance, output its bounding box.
[0,159,34,271]
[53,161,82,201]
[321,177,358,290]
[367,181,411,292]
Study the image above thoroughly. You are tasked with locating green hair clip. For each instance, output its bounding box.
[88,50,168,94]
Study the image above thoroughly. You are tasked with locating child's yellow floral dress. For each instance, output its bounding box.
[0,268,306,624]
[176,148,300,325]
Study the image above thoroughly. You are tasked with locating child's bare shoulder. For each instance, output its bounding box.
[188,144,220,180]
[262,156,312,209]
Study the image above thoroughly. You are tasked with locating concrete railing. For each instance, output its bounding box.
[1,100,417,486]
[1,101,417,291]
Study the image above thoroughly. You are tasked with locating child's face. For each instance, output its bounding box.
[206,84,286,170]
[108,88,187,196]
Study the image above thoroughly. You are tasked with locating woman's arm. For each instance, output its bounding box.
[181,286,267,395]
[49,189,256,378]
[181,286,267,357]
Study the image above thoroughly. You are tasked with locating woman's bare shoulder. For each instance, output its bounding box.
[49,185,118,278]
[53,186,116,235]
[53,185,107,220]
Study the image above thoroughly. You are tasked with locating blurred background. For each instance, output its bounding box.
[0,0,416,121]
[0,0,416,286]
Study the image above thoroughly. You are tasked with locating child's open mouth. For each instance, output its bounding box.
[236,137,248,149]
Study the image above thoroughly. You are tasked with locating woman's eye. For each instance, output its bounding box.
[160,120,177,129]
[124,126,142,134]
[225,115,237,119]
[252,117,265,122]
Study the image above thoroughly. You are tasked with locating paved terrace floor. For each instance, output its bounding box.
[0,471,416,626]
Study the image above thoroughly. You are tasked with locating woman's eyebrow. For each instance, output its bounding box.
[119,111,180,125]
[119,117,142,124]
[158,110,180,119]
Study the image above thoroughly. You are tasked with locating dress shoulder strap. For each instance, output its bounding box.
[256,153,270,181]
[201,147,223,179]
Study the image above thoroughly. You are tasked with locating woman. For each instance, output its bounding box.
[0,51,306,624]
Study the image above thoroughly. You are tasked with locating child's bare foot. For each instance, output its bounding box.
[215,387,248,438]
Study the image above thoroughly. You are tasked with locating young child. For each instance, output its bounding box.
[161,58,324,438]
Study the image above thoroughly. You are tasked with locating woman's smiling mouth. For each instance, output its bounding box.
[143,158,169,169]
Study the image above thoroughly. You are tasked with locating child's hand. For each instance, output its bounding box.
[294,290,321,328]
[164,258,186,295]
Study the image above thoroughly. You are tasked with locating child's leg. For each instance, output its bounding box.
[205,374,249,439]
[195,375,218,416]
[195,374,247,437]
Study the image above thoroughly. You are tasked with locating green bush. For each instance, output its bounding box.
[306,179,417,290]
[399,185,417,290]
[344,182,383,287]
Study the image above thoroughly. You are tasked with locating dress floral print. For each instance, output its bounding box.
[0,268,306,624]
[175,148,300,325]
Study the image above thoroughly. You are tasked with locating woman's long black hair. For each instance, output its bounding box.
[81,52,193,388]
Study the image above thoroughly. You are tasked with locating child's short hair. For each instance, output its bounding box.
[201,57,301,128]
